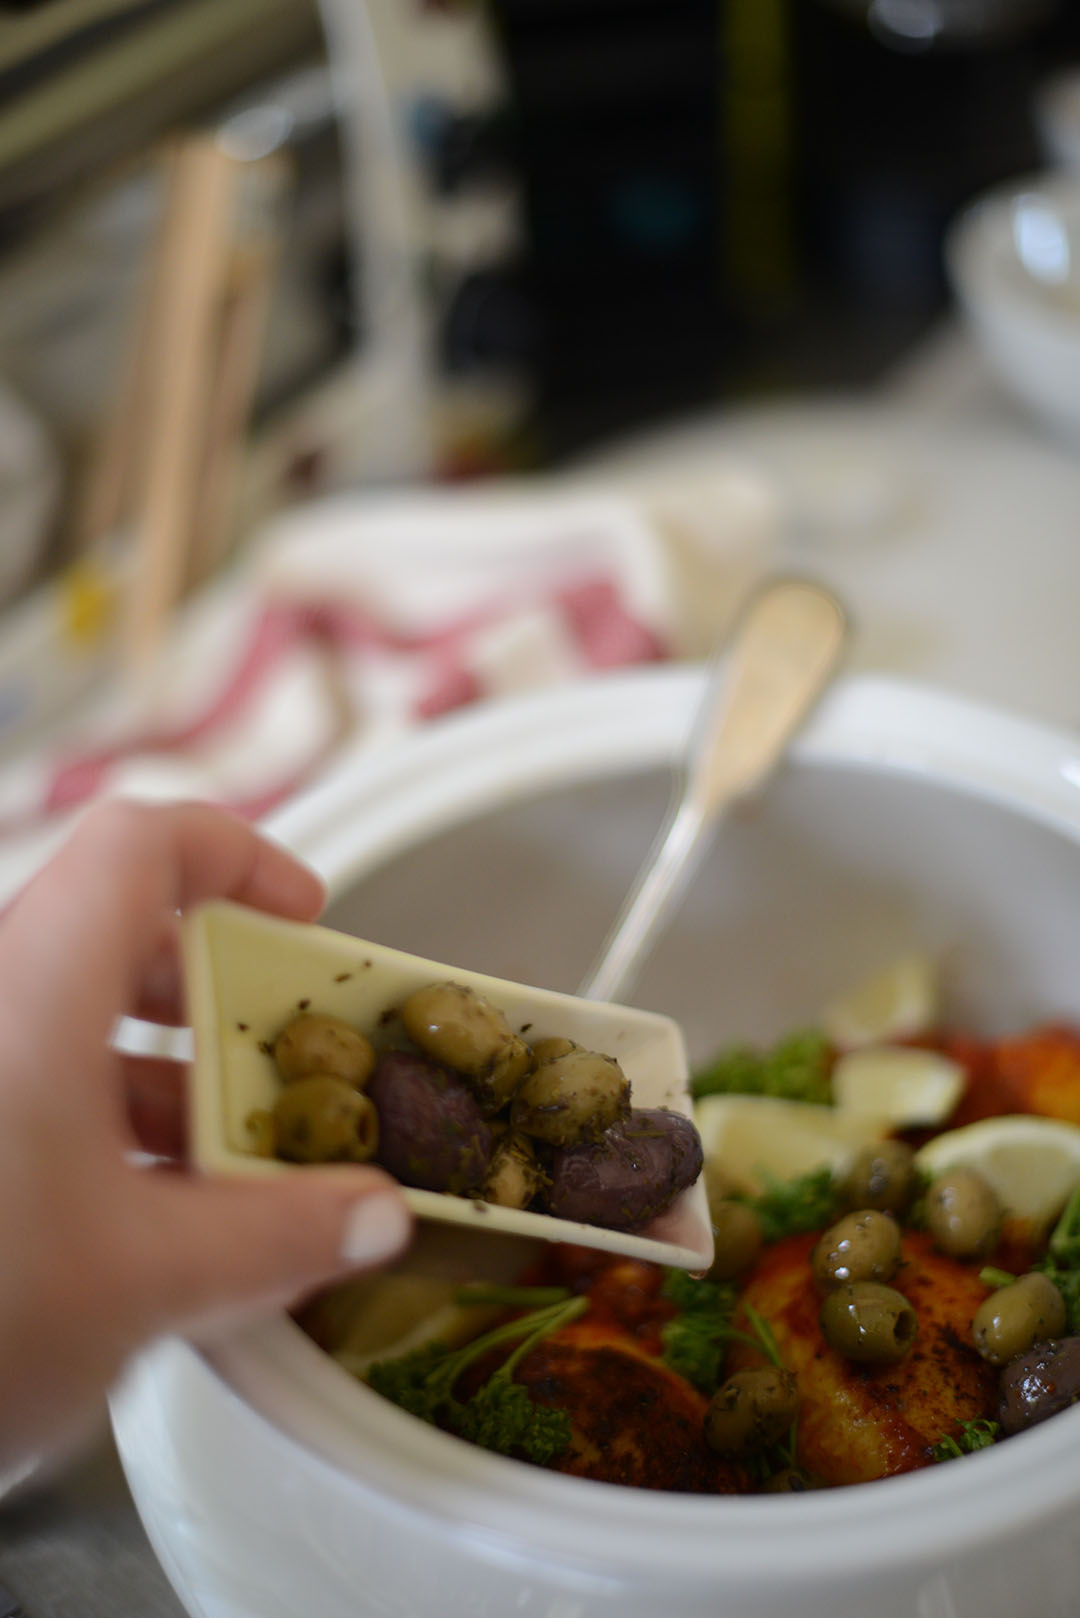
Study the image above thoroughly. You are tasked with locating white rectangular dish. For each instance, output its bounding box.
[182,898,713,1270]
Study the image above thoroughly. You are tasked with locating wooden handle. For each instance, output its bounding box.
[690,578,848,812]
[123,138,239,671]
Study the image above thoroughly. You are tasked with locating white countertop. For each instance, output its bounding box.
[583,325,1080,736]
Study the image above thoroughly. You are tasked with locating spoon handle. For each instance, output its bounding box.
[577,578,849,1004]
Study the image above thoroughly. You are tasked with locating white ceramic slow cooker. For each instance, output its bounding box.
[112,667,1080,1618]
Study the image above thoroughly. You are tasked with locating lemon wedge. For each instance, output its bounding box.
[822,955,940,1049]
[695,1094,889,1195]
[303,1274,498,1377]
[832,1045,965,1128]
[915,1115,1080,1225]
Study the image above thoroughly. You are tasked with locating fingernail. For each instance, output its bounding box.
[340,1191,412,1267]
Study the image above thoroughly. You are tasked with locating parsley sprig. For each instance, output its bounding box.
[364,1287,586,1464]
[1034,1183,1080,1332]
[692,1030,832,1107]
[659,1275,801,1482]
[930,1418,1000,1463]
[745,1165,841,1244]
[660,1270,738,1393]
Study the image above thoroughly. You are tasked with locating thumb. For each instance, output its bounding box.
[126,1167,413,1341]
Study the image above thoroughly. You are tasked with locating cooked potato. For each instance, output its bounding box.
[726,1230,998,1486]
[514,1317,743,1492]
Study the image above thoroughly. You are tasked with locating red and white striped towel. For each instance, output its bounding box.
[0,487,690,899]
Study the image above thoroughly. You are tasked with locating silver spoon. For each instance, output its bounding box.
[578,577,848,1005]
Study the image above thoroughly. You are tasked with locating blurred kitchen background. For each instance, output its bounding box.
[6,6,1080,1609]
[2,0,1080,819]
[5,0,1079,473]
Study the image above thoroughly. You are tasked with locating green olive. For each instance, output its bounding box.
[483,1135,544,1210]
[819,1282,917,1363]
[972,1272,1067,1366]
[704,1367,800,1457]
[244,1108,276,1158]
[812,1209,902,1291]
[926,1167,1001,1259]
[762,1467,817,1493]
[273,1075,379,1163]
[843,1140,917,1216]
[510,1048,630,1147]
[274,1013,376,1089]
[401,982,533,1112]
[529,1036,578,1065]
[708,1200,764,1282]
[704,1157,735,1225]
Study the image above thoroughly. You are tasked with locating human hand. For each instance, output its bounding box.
[0,800,412,1474]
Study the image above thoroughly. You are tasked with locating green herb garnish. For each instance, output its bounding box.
[1033,1183,1080,1331]
[744,1165,841,1244]
[365,1290,586,1464]
[930,1418,1000,1463]
[742,1302,783,1369]
[660,1270,737,1393]
[1048,1183,1080,1267]
[978,1266,1016,1291]
[740,1301,800,1482]
[692,1030,832,1107]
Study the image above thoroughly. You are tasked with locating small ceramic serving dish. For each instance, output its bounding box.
[182,900,713,1271]
[946,171,1080,445]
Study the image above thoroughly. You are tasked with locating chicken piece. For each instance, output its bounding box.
[989,1025,1080,1126]
[935,1024,1080,1129]
[515,1317,742,1493]
[726,1231,998,1487]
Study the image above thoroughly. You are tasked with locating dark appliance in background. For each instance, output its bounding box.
[480,0,1080,463]
[489,0,727,461]
[785,0,1080,382]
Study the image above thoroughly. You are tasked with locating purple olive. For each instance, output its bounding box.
[367,1049,493,1195]
[544,1107,704,1230]
[998,1334,1080,1436]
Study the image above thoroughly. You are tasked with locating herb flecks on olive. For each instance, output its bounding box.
[972,1272,1067,1366]
[812,1210,902,1291]
[708,1200,764,1282]
[704,1367,800,1457]
[274,1013,376,1090]
[245,1107,276,1158]
[511,1048,630,1148]
[529,1036,578,1065]
[843,1140,917,1216]
[400,982,534,1113]
[259,979,702,1233]
[273,1076,379,1163]
[819,1281,918,1363]
[367,1049,493,1196]
[483,1135,545,1210]
[544,1109,702,1230]
[926,1167,1001,1260]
